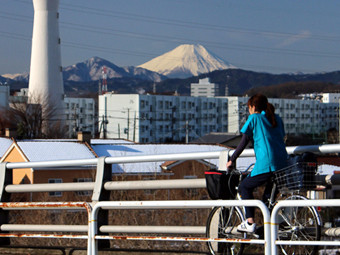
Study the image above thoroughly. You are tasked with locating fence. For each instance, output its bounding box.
[0,144,340,254]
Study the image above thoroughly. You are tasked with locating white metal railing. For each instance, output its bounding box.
[0,144,339,254]
[271,199,340,255]
[90,200,271,255]
[0,202,91,251]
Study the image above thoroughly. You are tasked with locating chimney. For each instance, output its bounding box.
[5,128,17,139]
[77,131,92,144]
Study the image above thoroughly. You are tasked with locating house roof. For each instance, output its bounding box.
[91,139,134,145]
[92,143,256,174]
[0,137,13,158]
[16,141,96,162]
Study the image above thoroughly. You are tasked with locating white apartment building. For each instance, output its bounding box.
[99,93,339,143]
[190,78,219,97]
[227,95,339,135]
[300,92,340,103]
[98,93,228,143]
[64,97,96,137]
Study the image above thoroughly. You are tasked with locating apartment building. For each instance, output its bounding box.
[99,93,339,143]
[227,95,339,135]
[190,78,219,97]
[98,93,228,143]
[64,97,96,137]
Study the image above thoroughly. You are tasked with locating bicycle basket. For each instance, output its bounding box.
[274,162,318,192]
[205,170,240,200]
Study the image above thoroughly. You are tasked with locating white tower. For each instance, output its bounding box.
[28,0,64,119]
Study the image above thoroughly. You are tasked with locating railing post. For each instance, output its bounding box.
[91,157,111,250]
[218,150,229,170]
[0,162,11,245]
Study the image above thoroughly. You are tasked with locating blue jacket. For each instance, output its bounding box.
[241,111,288,176]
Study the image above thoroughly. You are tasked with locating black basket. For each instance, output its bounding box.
[274,162,318,192]
[205,170,240,200]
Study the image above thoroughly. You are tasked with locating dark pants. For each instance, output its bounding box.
[239,172,274,219]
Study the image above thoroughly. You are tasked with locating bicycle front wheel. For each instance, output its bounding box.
[206,206,246,255]
[277,195,321,255]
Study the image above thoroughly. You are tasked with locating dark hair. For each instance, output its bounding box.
[247,94,277,127]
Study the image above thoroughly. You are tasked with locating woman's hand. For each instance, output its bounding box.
[227,160,234,169]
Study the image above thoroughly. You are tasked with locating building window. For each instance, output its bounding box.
[48,179,62,197]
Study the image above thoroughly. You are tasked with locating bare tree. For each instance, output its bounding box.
[0,94,68,139]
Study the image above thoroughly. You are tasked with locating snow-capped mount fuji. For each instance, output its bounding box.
[138,44,236,78]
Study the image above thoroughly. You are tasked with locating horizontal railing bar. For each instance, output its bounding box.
[6,159,99,169]
[6,179,207,193]
[5,182,95,193]
[0,233,88,239]
[104,178,206,191]
[0,202,89,210]
[92,200,269,210]
[99,225,206,235]
[5,144,340,170]
[104,151,222,164]
[1,224,88,232]
[275,240,340,246]
[94,235,266,244]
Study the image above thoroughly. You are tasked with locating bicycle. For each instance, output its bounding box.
[205,162,322,255]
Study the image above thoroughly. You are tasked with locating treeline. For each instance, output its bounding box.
[245,81,340,98]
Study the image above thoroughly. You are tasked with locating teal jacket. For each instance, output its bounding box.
[241,111,288,176]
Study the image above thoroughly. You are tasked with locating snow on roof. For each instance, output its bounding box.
[17,141,96,162]
[0,137,13,157]
[91,139,134,145]
[92,144,232,173]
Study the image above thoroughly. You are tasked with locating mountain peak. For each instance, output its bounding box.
[138,44,235,78]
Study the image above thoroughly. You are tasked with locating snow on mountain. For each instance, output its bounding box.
[60,57,166,82]
[63,57,128,82]
[122,66,167,82]
[138,44,236,78]
[2,72,29,82]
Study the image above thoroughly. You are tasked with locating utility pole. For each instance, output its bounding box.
[172,106,176,141]
[185,120,189,144]
[127,108,130,140]
[133,112,136,142]
[104,97,107,139]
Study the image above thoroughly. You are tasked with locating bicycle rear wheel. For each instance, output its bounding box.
[206,206,246,255]
[277,195,321,255]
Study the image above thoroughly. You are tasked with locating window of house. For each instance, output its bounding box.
[48,179,62,197]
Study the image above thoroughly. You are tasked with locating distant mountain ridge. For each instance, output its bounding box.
[2,43,340,96]
[2,56,167,83]
[138,44,235,78]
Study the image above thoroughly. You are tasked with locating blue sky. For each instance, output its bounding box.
[1,0,340,75]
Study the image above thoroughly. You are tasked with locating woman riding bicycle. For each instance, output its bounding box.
[226,94,288,233]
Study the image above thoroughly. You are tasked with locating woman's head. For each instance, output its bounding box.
[247,94,268,112]
[247,94,277,127]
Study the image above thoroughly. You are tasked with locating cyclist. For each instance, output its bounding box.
[226,94,288,233]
